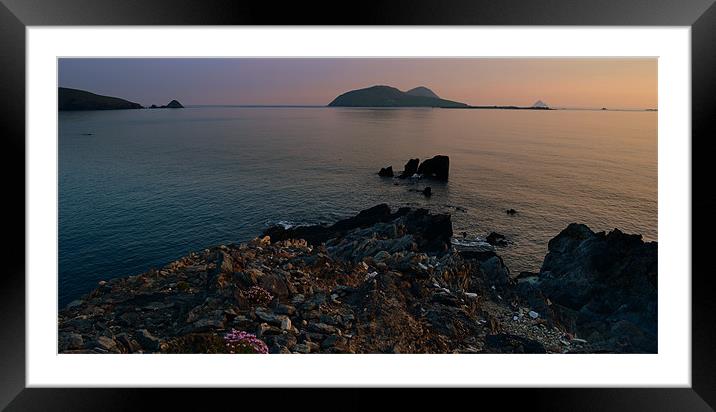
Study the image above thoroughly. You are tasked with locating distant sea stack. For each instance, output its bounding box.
[380,155,450,181]
[58,87,143,111]
[531,100,549,109]
[328,85,468,108]
[163,100,184,108]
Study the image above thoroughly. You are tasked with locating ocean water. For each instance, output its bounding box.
[59,107,657,306]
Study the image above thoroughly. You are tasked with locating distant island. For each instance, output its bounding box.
[328,85,552,110]
[328,85,469,108]
[58,87,184,111]
[150,100,185,109]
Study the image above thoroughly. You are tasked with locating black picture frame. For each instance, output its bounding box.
[2,0,714,410]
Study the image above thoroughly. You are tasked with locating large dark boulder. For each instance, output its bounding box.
[528,223,657,352]
[378,166,394,177]
[399,158,420,179]
[402,208,453,254]
[417,155,450,181]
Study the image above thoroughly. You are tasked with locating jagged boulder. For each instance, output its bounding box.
[399,158,420,179]
[528,223,657,352]
[417,155,450,180]
[378,166,394,177]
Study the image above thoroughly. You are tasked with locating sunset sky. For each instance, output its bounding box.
[58,58,657,109]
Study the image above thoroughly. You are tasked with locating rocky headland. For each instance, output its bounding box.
[59,87,143,111]
[59,87,184,111]
[58,205,657,354]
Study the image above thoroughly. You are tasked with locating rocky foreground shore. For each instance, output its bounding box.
[59,204,657,354]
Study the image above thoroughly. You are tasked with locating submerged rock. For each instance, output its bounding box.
[486,232,508,247]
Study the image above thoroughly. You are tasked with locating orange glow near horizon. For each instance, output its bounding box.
[59,58,658,109]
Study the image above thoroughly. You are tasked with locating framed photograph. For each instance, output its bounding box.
[2,0,714,409]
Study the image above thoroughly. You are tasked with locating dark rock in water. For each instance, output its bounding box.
[378,166,394,177]
[399,158,420,179]
[162,100,184,108]
[525,223,657,353]
[486,232,508,247]
[422,187,432,197]
[506,208,517,215]
[417,155,450,181]
[485,333,546,353]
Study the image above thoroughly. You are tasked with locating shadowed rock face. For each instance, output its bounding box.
[417,155,450,181]
[399,158,420,179]
[264,204,453,255]
[378,166,394,177]
[518,223,657,353]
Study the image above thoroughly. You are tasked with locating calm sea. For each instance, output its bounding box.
[59,107,657,306]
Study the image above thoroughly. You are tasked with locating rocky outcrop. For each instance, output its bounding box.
[264,204,452,255]
[516,223,657,353]
[378,166,394,177]
[163,100,184,108]
[417,155,449,181]
[57,206,657,354]
[393,156,449,180]
[399,158,420,179]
